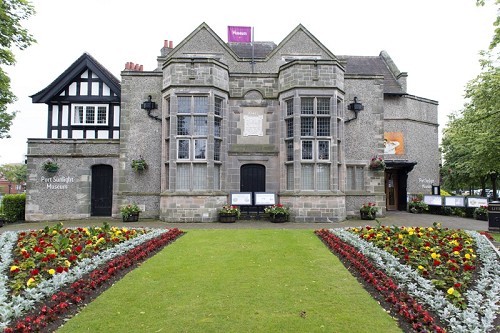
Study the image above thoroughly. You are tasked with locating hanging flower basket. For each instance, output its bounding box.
[42,159,59,173]
[131,157,148,172]
[369,156,386,171]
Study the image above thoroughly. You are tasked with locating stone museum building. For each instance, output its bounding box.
[25,23,439,222]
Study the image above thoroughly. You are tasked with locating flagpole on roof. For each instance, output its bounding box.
[251,26,254,73]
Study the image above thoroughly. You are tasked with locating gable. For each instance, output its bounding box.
[267,24,338,63]
[31,53,121,104]
[166,23,241,65]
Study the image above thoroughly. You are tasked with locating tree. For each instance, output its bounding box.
[441,1,500,198]
[0,0,36,138]
[0,163,27,193]
[476,0,500,49]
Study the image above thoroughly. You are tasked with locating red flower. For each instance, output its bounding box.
[56,266,64,274]
[30,269,39,276]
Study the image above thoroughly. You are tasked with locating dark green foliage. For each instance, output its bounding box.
[2,193,25,222]
[0,0,36,138]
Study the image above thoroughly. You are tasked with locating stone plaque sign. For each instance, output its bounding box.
[243,112,263,137]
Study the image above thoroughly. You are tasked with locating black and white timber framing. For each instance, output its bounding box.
[31,53,121,139]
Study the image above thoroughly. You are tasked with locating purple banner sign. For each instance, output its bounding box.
[228,26,252,43]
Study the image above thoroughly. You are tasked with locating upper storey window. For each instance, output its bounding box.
[72,104,108,125]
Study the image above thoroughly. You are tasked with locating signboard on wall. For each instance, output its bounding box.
[230,192,252,205]
[384,132,405,155]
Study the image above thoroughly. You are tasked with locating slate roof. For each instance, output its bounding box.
[337,54,405,95]
[31,53,121,103]
[228,42,277,59]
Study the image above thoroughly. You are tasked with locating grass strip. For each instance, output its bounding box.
[58,230,401,333]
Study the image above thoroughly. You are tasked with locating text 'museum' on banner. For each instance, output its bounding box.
[228,26,252,43]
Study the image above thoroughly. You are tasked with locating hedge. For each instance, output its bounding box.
[2,193,26,222]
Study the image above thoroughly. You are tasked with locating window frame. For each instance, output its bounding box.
[72,104,109,126]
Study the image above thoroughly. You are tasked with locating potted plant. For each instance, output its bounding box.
[120,203,141,222]
[42,159,59,173]
[264,203,290,223]
[369,156,386,171]
[131,156,148,172]
[408,198,429,214]
[360,202,378,220]
[218,205,240,223]
[473,205,488,221]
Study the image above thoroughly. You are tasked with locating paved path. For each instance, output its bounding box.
[0,211,490,232]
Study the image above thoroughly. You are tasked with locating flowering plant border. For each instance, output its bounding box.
[316,227,500,333]
[0,227,183,331]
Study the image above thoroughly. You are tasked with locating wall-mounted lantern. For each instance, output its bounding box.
[345,97,364,123]
[141,95,161,122]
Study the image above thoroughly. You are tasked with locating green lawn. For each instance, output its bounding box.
[490,231,500,242]
[58,230,401,333]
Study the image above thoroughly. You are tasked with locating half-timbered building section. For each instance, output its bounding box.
[31,53,121,139]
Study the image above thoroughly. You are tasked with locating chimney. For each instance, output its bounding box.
[164,40,169,48]
[124,61,143,71]
[169,41,173,48]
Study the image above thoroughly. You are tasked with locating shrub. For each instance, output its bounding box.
[2,193,26,222]
[452,207,466,217]
[440,206,453,216]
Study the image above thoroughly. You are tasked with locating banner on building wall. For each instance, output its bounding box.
[228,26,252,43]
[384,132,405,155]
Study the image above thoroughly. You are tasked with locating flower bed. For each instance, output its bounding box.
[0,223,183,332]
[316,225,500,332]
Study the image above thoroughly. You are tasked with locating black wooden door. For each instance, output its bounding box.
[91,165,113,216]
[240,164,265,211]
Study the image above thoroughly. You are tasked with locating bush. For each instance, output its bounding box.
[440,206,453,216]
[452,207,466,217]
[2,193,26,222]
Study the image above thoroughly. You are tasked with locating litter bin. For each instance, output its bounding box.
[487,201,500,231]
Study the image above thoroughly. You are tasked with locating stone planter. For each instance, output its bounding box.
[269,214,289,223]
[219,214,237,223]
[360,210,376,220]
[122,213,139,222]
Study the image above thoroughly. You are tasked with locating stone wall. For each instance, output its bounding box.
[343,75,386,216]
[25,139,119,221]
[384,94,439,194]
[119,71,163,218]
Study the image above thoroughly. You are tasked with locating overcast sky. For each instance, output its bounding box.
[0,0,496,164]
